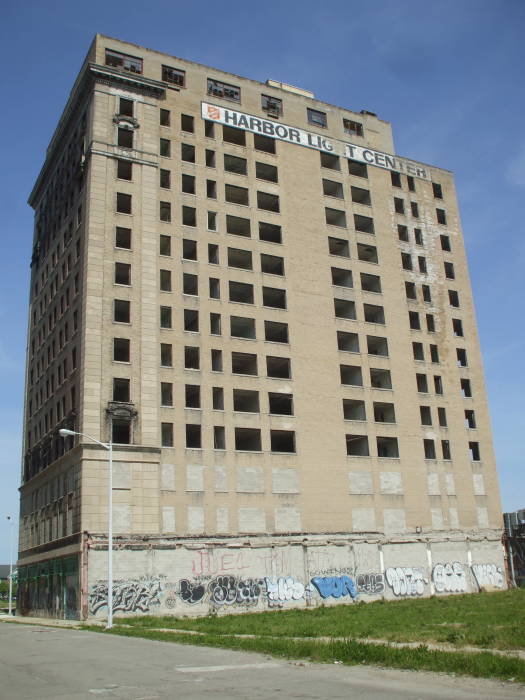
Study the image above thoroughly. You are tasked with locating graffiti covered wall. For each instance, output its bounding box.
[86,535,506,618]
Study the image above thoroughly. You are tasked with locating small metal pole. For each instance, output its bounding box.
[107,440,113,629]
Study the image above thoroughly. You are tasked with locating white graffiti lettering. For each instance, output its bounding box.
[89,578,162,614]
[385,567,426,597]
[471,563,504,589]
[356,573,384,595]
[265,576,307,605]
[432,562,467,593]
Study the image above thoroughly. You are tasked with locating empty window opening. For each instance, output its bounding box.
[235,427,261,451]
[394,197,405,214]
[224,153,247,175]
[422,284,432,303]
[436,208,447,225]
[159,138,170,157]
[405,281,416,300]
[412,342,424,361]
[401,252,413,271]
[265,320,288,343]
[430,344,440,363]
[254,133,276,153]
[426,314,435,332]
[161,382,173,407]
[367,335,388,356]
[226,214,251,237]
[114,262,131,286]
[364,304,385,324]
[223,125,246,146]
[321,152,340,170]
[186,424,202,449]
[117,159,132,180]
[113,377,130,402]
[160,269,172,292]
[233,389,259,413]
[209,312,221,335]
[159,234,171,256]
[449,289,460,307]
[416,373,429,393]
[226,183,249,206]
[354,214,374,234]
[119,97,134,116]
[460,378,472,398]
[442,440,451,460]
[440,234,451,252]
[377,436,399,458]
[181,114,194,133]
[271,430,296,453]
[213,387,224,410]
[183,273,198,296]
[183,238,197,260]
[184,309,199,332]
[208,243,219,264]
[420,405,432,426]
[411,202,419,218]
[334,298,357,320]
[407,176,416,192]
[328,236,350,257]
[113,420,131,445]
[343,118,363,137]
[259,221,282,244]
[256,161,278,183]
[206,149,216,167]
[469,441,480,461]
[391,171,402,187]
[374,402,396,423]
[208,78,240,101]
[211,348,223,371]
[160,201,171,222]
[409,311,421,330]
[161,343,172,367]
[325,207,347,227]
[116,193,132,214]
[207,211,217,230]
[114,299,130,323]
[160,169,171,188]
[161,423,173,447]
[263,286,286,309]
[346,434,369,456]
[113,337,130,363]
[162,65,185,86]
[160,108,170,126]
[261,253,284,275]
[160,306,172,328]
[434,375,443,395]
[332,267,353,288]
[116,227,131,249]
[438,407,448,427]
[232,352,257,375]
[228,247,252,270]
[343,399,366,421]
[457,348,468,367]
[257,191,280,212]
[229,280,254,304]
[185,384,201,409]
[231,315,255,339]
[182,174,195,194]
[452,318,464,337]
[323,179,344,198]
[414,228,424,246]
[182,206,196,227]
[204,120,215,138]
[181,143,195,163]
[418,256,427,274]
[214,426,225,450]
[337,331,359,352]
[398,225,409,242]
[267,392,293,416]
[432,182,443,199]
[118,128,133,148]
[209,278,220,299]
[370,368,392,390]
[424,439,436,459]
[340,364,363,386]
[357,243,378,263]
[267,355,291,379]
[184,346,200,370]
[348,159,367,177]
[361,273,381,293]
[465,409,476,429]
[444,262,455,280]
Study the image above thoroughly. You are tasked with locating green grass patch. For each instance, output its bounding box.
[116,589,525,650]
[86,625,525,684]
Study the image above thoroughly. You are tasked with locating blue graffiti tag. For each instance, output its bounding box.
[311,575,357,599]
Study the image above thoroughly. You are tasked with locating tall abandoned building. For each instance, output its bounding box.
[18,35,505,619]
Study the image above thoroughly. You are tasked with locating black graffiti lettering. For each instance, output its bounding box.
[89,578,162,614]
[179,579,206,605]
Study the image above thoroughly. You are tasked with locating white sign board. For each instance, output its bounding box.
[202,102,431,181]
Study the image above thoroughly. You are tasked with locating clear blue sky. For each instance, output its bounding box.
[1,0,524,562]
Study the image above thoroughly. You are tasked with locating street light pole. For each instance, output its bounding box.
[6,516,14,616]
[59,428,113,629]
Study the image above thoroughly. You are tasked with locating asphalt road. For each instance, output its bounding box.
[0,622,523,700]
